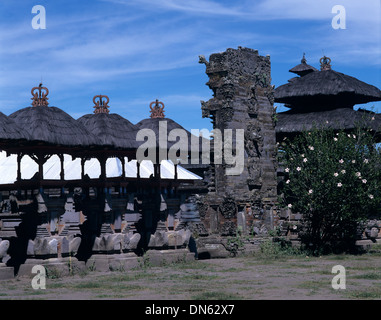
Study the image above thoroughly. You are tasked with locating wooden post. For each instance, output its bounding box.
[99,156,106,181]
[59,154,65,181]
[120,157,126,178]
[17,153,23,182]
[174,164,178,180]
[81,158,86,180]
[137,161,141,179]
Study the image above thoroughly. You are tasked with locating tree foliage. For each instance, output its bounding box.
[279,124,381,255]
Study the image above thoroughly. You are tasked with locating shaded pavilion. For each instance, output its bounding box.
[77,95,140,189]
[135,99,208,180]
[275,55,381,141]
[7,84,100,191]
[0,85,203,259]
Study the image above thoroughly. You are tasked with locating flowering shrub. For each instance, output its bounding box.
[279,125,381,254]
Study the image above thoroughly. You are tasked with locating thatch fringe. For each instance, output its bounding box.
[77,113,140,149]
[9,106,99,147]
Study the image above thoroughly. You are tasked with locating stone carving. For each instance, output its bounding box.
[198,55,209,66]
[175,195,209,237]
[0,239,10,262]
[199,46,278,236]
[92,233,140,253]
[219,196,237,219]
[221,221,237,236]
[61,236,82,257]
[122,233,141,252]
[364,220,380,241]
[148,230,168,248]
[28,237,59,257]
[148,229,191,249]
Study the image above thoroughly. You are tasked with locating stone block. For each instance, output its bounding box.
[148,231,168,248]
[0,265,14,280]
[122,233,141,251]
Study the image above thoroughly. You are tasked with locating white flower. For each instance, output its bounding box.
[352,160,356,164]
[286,179,290,184]
[308,189,313,194]
[292,225,297,230]
[308,146,314,150]
[334,137,338,141]
[339,159,344,164]
[334,172,339,177]
[371,117,375,121]
[341,170,346,174]
[352,134,356,139]
[362,179,367,184]
[347,134,351,138]
[356,172,361,177]
[296,167,301,171]
[288,204,292,208]
[285,168,290,173]
[303,158,308,163]
[301,154,305,158]
[364,159,369,164]
[369,194,374,199]
[337,182,342,187]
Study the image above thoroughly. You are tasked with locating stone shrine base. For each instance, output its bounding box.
[0,263,13,280]
[2,248,195,279]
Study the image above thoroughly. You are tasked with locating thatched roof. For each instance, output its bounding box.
[289,54,318,77]
[135,117,208,154]
[77,113,140,150]
[274,70,381,111]
[276,108,381,138]
[9,106,99,147]
[0,111,30,142]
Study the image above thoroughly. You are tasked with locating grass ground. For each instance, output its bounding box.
[1,244,380,300]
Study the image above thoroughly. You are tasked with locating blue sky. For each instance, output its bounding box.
[0,0,380,133]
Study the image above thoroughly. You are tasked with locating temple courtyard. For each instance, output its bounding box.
[1,247,380,300]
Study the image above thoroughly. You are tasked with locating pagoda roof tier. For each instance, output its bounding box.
[275,57,381,112]
[288,53,318,77]
[276,108,381,140]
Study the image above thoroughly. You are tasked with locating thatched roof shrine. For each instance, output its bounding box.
[9,84,98,148]
[77,95,140,151]
[135,100,205,154]
[275,56,381,141]
[275,56,381,112]
[288,53,318,77]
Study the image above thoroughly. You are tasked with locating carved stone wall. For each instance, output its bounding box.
[199,47,278,235]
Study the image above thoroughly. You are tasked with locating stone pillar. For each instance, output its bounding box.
[199,47,277,234]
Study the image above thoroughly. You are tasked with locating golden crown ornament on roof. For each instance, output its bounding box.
[31,83,49,107]
[93,95,110,114]
[149,99,165,118]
